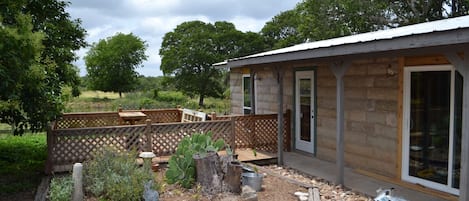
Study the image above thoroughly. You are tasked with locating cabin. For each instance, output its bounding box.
[215,16,469,200]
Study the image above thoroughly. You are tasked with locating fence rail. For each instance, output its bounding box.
[46,109,291,173]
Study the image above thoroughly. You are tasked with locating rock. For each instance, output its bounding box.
[298,195,308,201]
[143,180,159,201]
[294,192,308,196]
[241,185,257,201]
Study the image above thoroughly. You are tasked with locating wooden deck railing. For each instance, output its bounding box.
[210,110,291,153]
[46,109,291,173]
[46,119,234,173]
[54,108,182,129]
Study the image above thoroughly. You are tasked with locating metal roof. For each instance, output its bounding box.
[215,15,469,68]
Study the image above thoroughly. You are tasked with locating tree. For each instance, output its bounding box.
[160,21,264,106]
[261,10,305,50]
[297,0,389,41]
[85,33,148,98]
[0,0,86,135]
[388,0,469,26]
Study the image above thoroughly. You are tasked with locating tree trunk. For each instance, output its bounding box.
[225,161,242,193]
[198,94,204,107]
[119,91,122,98]
[193,151,222,194]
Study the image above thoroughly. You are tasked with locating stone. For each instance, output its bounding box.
[72,163,83,201]
[241,185,257,201]
[143,180,159,201]
[294,192,308,196]
[298,195,308,201]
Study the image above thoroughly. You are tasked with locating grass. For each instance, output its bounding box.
[65,90,230,114]
[0,131,47,195]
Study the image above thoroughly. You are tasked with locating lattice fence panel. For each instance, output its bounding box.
[150,120,234,156]
[142,109,181,123]
[55,113,120,129]
[49,125,146,169]
[214,112,291,152]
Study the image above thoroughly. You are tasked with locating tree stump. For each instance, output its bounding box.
[225,161,242,193]
[193,151,223,194]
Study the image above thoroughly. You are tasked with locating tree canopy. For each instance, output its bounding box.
[261,0,469,49]
[159,21,264,106]
[85,33,148,98]
[0,0,86,134]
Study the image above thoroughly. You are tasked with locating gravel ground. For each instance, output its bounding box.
[157,164,373,201]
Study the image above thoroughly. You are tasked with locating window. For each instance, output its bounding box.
[242,74,251,114]
[402,65,461,195]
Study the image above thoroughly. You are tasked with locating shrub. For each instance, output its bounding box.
[165,132,224,188]
[49,175,73,201]
[84,147,157,201]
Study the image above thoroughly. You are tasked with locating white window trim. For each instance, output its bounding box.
[402,64,459,195]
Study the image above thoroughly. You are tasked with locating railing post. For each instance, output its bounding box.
[45,122,55,174]
[230,117,236,154]
[145,119,152,152]
[210,112,217,120]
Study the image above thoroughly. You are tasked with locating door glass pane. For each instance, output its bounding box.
[300,78,311,142]
[243,76,251,114]
[452,72,462,189]
[409,71,450,185]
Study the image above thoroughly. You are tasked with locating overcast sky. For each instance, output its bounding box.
[66,0,300,77]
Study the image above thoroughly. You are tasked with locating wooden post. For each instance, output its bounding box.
[444,51,469,201]
[285,109,292,151]
[276,66,285,166]
[330,61,351,186]
[230,117,236,154]
[145,119,152,152]
[225,161,242,193]
[45,122,55,174]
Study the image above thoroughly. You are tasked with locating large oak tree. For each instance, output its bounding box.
[159,21,264,106]
[85,33,148,98]
[0,0,86,134]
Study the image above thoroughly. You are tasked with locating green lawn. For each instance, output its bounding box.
[0,132,47,195]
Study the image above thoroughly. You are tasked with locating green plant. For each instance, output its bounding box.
[49,175,73,201]
[0,133,46,195]
[84,147,156,201]
[165,132,225,188]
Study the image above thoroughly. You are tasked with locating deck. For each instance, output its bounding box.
[151,148,277,164]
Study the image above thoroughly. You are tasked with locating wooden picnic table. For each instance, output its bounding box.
[119,112,147,125]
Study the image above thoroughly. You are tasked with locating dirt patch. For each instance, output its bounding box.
[155,164,372,201]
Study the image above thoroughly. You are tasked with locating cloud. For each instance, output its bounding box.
[67,0,300,77]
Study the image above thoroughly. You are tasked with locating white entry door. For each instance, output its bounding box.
[295,70,315,154]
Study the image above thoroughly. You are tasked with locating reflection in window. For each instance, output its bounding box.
[243,75,251,114]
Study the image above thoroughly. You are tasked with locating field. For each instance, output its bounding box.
[66,90,230,114]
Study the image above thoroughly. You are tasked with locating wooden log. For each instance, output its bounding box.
[193,151,223,194]
[225,161,242,194]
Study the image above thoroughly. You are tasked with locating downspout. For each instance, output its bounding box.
[330,61,351,186]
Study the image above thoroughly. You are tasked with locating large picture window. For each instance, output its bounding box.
[402,65,461,195]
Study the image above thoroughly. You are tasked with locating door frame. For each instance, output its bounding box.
[293,67,317,155]
[402,64,460,195]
